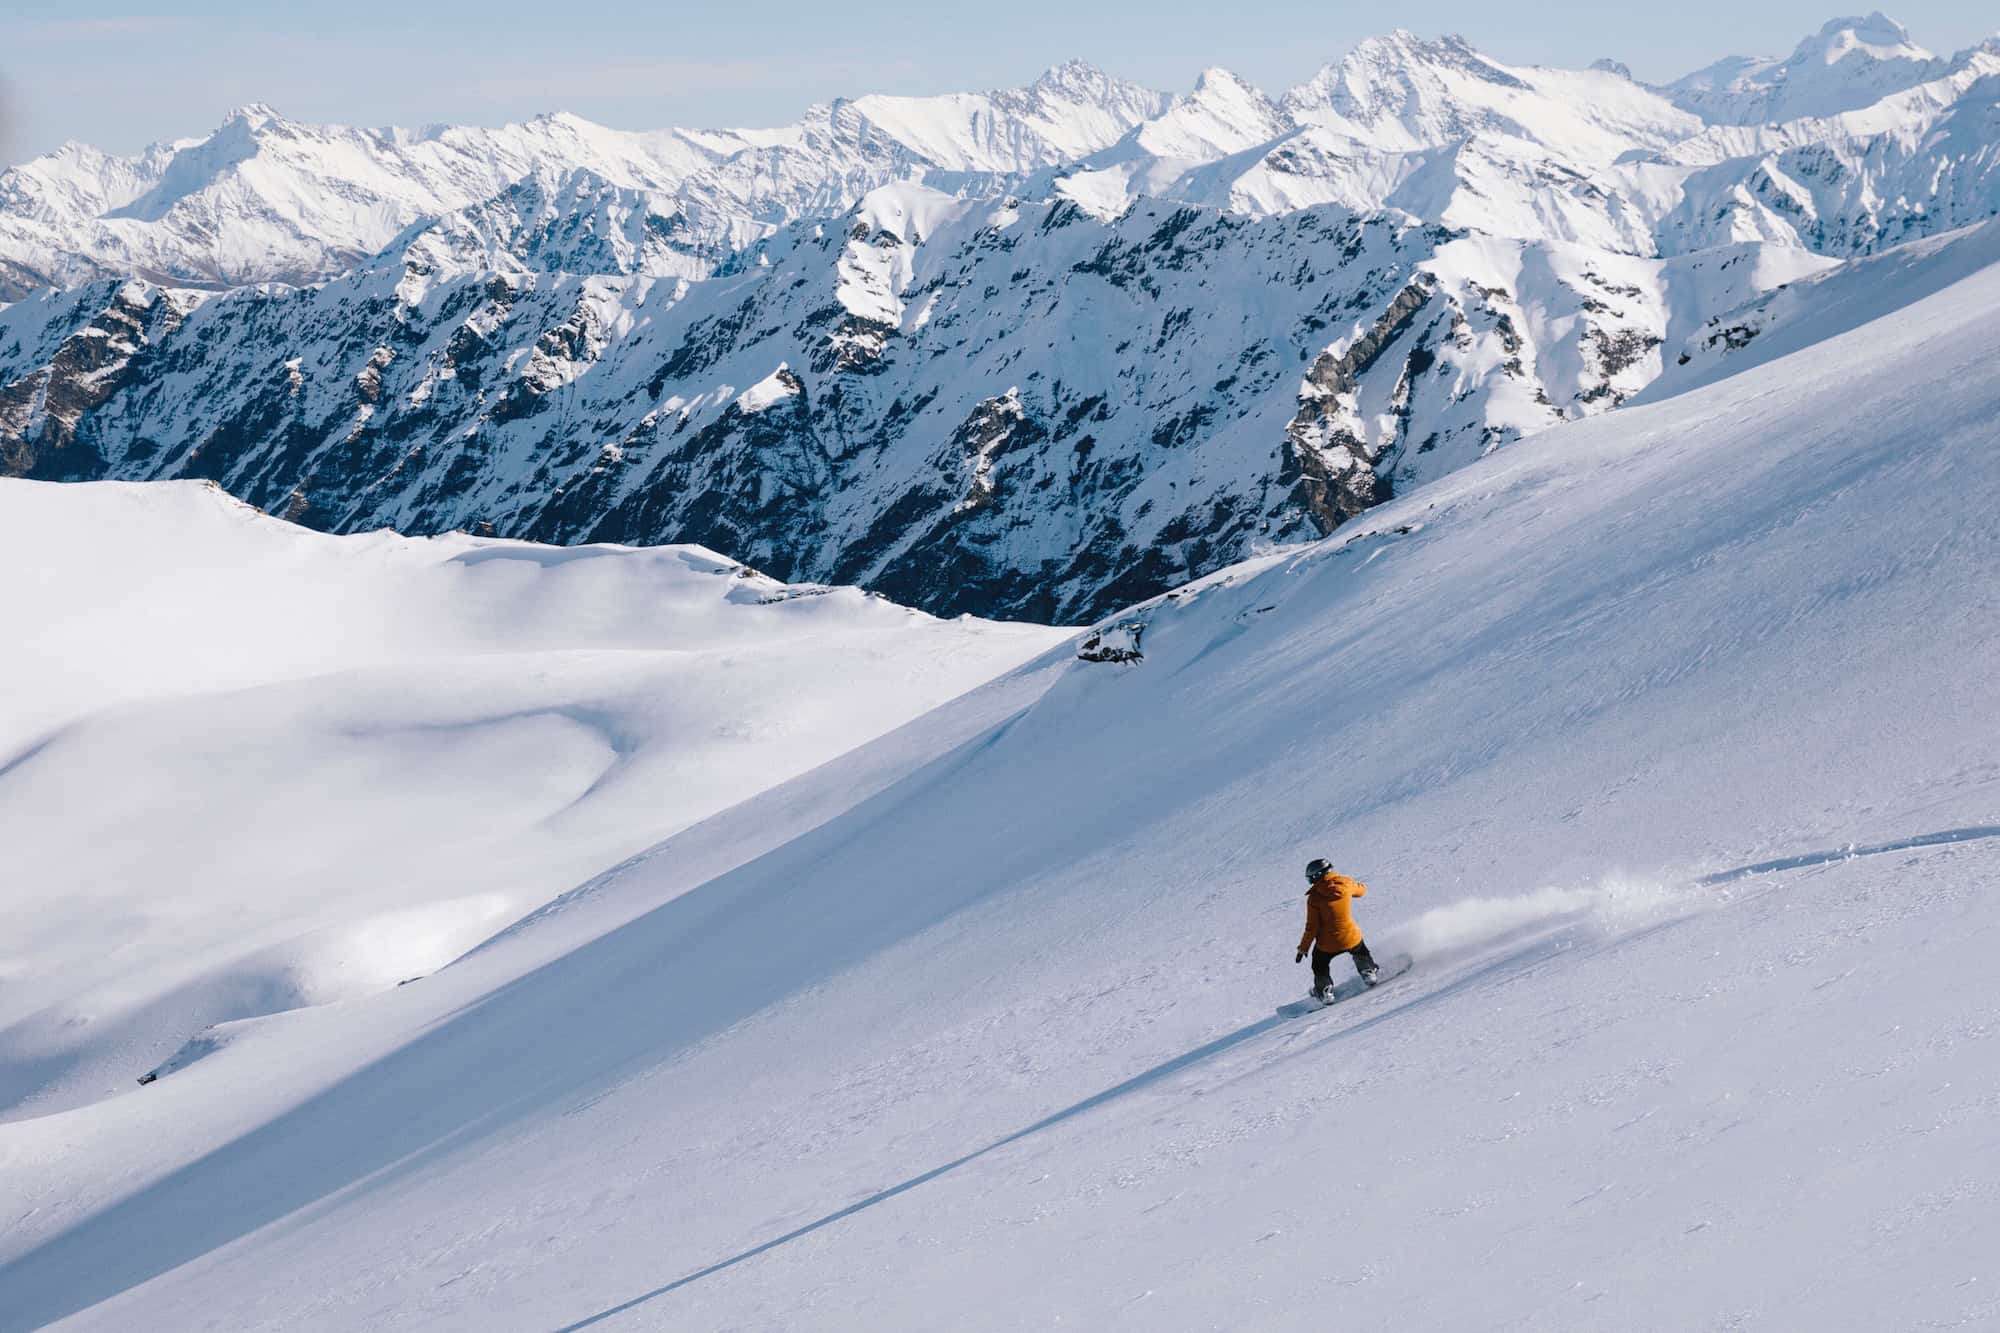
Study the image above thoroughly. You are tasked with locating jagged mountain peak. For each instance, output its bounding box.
[1280,31,1535,130]
[1167,67,1284,124]
[1119,66,1289,163]
[845,64,1167,173]
[1665,10,1951,124]
[1340,30,1524,83]
[1274,28,1696,164]
[380,161,705,282]
[220,102,287,128]
[1805,12,1928,61]
[1001,59,1170,126]
[1026,59,1127,97]
[1366,29,1472,55]
[1189,66,1262,96]
[521,109,608,135]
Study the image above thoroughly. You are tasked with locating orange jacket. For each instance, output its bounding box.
[1299,873,1368,953]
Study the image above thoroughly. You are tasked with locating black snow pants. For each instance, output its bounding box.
[1312,940,1377,994]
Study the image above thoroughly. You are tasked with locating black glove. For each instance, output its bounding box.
[1295,948,1306,964]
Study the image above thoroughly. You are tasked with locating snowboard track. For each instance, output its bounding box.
[552,822,2000,1328]
[5,826,1994,1330]
[1692,824,2000,886]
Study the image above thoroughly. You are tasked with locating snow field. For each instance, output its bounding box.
[3,185,2000,1329]
[0,483,1068,1120]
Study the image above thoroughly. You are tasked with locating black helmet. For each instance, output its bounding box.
[1305,858,1333,880]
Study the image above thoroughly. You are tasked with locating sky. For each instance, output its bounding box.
[3,1,1997,166]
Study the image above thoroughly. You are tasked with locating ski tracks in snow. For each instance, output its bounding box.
[1693,824,2000,886]
[545,823,2000,1329]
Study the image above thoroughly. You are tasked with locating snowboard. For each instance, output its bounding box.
[1276,953,1414,1017]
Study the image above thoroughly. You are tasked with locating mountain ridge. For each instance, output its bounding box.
[4,16,1998,621]
[12,18,1995,294]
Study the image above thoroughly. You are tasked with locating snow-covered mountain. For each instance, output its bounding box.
[1666,11,1964,124]
[1648,213,2000,398]
[3,17,1999,620]
[0,66,1168,299]
[4,185,1839,620]
[4,190,1997,1330]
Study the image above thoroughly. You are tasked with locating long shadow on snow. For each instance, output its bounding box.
[552,1005,1305,1330]
[554,933,1581,1329]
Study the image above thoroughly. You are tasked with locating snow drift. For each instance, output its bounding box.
[0,482,1067,1120]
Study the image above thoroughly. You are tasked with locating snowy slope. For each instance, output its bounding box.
[4,193,1998,1329]
[1644,214,2000,399]
[0,480,1067,1121]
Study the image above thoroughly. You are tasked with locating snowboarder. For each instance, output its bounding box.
[1295,858,1380,1001]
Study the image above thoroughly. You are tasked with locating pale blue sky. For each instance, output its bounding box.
[4,2,1996,165]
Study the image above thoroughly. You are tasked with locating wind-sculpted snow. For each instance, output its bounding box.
[0,479,1068,1120]
[4,209,1998,1331]
[3,18,2000,622]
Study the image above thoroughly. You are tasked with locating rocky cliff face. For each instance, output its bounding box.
[6,183,1777,622]
[4,23,1998,620]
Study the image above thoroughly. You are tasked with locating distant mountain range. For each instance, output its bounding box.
[5,13,1998,619]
